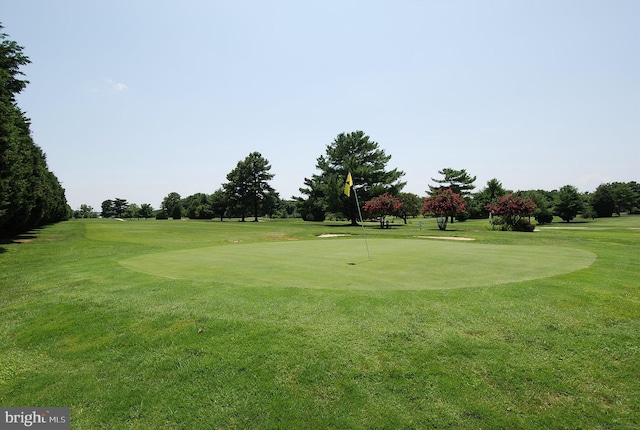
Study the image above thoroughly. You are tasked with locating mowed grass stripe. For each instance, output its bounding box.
[120,238,596,290]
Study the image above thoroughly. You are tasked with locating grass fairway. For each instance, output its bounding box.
[1,217,639,429]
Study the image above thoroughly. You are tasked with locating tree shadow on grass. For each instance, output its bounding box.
[0,228,43,248]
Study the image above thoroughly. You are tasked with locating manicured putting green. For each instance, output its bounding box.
[120,238,596,290]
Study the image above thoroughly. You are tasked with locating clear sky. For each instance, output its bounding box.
[3,0,639,211]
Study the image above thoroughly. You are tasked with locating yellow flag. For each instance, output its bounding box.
[344,172,353,196]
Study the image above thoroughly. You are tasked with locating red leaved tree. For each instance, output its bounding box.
[485,194,537,231]
[421,188,466,230]
[363,193,402,229]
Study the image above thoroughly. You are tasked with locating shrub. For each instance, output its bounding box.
[535,213,553,224]
[485,194,537,232]
[456,211,471,222]
[514,218,535,232]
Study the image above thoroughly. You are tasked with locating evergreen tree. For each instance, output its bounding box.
[428,168,476,222]
[472,178,507,218]
[101,200,116,218]
[223,152,277,222]
[171,204,182,220]
[429,168,477,196]
[138,204,154,219]
[300,131,405,225]
[0,24,70,237]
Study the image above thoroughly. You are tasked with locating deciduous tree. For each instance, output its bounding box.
[74,204,96,219]
[525,191,553,224]
[125,203,140,219]
[422,188,467,231]
[397,192,422,224]
[161,192,181,218]
[485,194,537,231]
[209,188,228,221]
[183,193,213,219]
[555,185,583,222]
[610,182,636,215]
[363,193,402,228]
[428,168,476,222]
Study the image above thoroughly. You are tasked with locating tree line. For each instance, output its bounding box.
[4,23,633,237]
[296,132,639,231]
[95,151,289,221]
[0,25,70,239]
[92,131,638,229]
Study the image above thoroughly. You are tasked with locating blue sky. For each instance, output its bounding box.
[3,0,639,211]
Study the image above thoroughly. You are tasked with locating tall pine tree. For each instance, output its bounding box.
[299,131,405,225]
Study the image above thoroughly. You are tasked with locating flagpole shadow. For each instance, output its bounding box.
[346,258,372,266]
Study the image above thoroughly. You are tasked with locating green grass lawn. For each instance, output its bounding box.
[120,238,595,290]
[1,216,638,429]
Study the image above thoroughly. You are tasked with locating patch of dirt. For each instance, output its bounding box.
[317,234,352,238]
[416,236,475,241]
[12,238,33,243]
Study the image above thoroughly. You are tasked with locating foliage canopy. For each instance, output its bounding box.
[422,188,467,230]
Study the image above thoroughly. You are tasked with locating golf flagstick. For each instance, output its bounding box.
[353,187,371,261]
[345,172,371,262]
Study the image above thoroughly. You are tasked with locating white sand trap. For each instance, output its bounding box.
[416,236,475,241]
[538,226,589,230]
[317,234,352,238]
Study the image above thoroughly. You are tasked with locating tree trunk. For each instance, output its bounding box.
[253,194,259,222]
[350,207,358,226]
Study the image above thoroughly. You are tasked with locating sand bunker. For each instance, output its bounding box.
[416,236,475,241]
[317,234,352,238]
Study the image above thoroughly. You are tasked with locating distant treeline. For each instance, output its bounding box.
[0,25,70,238]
